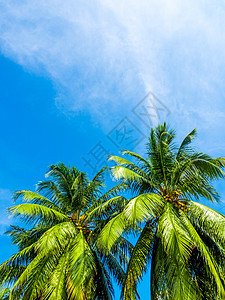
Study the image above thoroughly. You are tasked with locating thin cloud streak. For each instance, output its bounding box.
[0,188,13,234]
[0,0,225,135]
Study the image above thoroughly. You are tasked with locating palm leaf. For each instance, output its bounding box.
[180,210,225,297]
[122,220,156,300]
[8,203,68,225]
[189,201,225,248]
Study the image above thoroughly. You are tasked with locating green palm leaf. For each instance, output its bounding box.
[105,123,225,299]
[180,210,225,297]
[8,203,68,225]
[189,201,225,247]
[2,163,128,299]
[122,219,156,300]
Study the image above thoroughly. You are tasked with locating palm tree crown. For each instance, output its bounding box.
[99,123,225,299]
[0,163,131,300]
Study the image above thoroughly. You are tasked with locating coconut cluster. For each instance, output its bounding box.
[160,187,190,212]
[68,214,92,236]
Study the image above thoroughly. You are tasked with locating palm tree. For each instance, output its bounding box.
[0,163,132,299]
[99,123,225,299]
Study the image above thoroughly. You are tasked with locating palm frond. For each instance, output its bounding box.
[36,222,76,253]
[98,212,127,251]
[8,203,68,225]
[157,203,194,260]
[122,150,152,170]
[124,193,164,224]
[68,231,96,299]
[122,220,156,300]
[189,201,225,248]
[176,128,197,161]
[180,210,225,297]
[108,156,149,178]
[13,191,64,214]
[42,252,69,300]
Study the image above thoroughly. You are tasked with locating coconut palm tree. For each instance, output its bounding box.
[0,163,132,300]
[99,123,225,299]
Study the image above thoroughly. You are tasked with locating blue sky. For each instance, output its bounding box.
[1,0,225,298]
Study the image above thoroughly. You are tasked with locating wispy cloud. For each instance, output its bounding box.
[0,188,13,234]
[0,0,225,138]
[0,188,11,201]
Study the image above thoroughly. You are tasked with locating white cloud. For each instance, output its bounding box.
[0,0,225,134]
[0,188,13,234]
[0,188,11,202]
